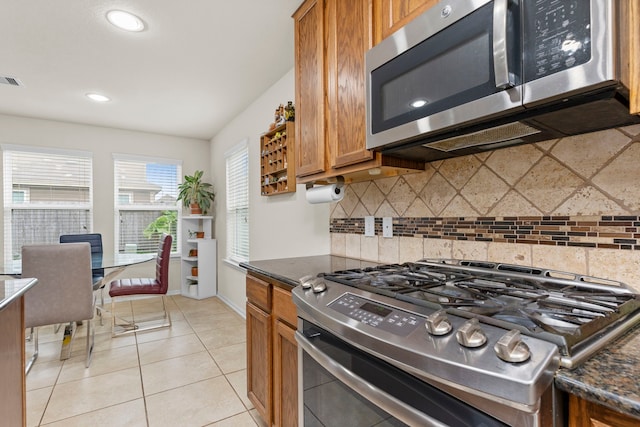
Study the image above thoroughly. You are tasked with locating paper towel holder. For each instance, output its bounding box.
[305,175,344,191]
[305,176,345,204]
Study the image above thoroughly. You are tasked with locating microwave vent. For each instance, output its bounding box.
[424,122,541,152]
[0,76,23,87]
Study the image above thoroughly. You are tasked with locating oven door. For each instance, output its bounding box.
[297,319,508,427]
[366,0,523,151]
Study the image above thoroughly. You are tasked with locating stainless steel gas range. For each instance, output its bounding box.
[292,259,640,426]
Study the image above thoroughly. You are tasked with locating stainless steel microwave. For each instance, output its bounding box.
[366,0,640,162]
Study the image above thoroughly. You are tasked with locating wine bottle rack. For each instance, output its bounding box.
[260,122,296,196]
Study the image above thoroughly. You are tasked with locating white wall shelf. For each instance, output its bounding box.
[180,216,217,300]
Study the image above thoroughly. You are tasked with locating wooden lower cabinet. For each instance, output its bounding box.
[246,301,272,424]
[0,296,26,427]
[246,273,298,427]
[569,394,640,427]
[273,319,298,427]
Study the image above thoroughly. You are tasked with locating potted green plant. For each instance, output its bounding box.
[177,170,215,215]
[143,210,177,239]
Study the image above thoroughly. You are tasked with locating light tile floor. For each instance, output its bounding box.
[26,295,268,427]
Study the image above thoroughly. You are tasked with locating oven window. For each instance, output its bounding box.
[300,321,508,427]
[303,352,406,426]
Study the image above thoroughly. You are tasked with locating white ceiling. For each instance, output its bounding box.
[0,0,302,140]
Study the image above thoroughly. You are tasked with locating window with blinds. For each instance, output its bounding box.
[2,145,93,262]
[225,140,249,264]
[114,155,181,254]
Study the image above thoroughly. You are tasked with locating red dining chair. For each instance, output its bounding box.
[108,234,172,336]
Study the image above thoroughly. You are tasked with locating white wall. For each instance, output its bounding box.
[0,113,211,291]
[210,68,330,314]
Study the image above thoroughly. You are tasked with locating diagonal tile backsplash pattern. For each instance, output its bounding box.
[329,125,640,290]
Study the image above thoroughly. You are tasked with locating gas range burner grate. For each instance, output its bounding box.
[320,259,640,353]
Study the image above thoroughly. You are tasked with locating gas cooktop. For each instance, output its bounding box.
[315,259,640,360]
[294,258,640,425]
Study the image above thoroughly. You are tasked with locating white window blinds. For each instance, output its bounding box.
[225,141,249,263]
[2,145,93,262]
[114,155,181,254]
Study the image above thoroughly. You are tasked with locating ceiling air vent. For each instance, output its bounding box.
[0,76,23,86]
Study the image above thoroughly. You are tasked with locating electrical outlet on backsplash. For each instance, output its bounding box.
[329,126,640,291]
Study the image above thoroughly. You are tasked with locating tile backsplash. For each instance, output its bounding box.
[329,125,640,291]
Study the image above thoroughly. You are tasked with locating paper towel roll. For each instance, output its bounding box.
[306,184,344,204]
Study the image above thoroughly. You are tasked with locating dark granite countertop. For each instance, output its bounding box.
[241,255,640,420]
[240,255,379,288]
[555,325,640,420]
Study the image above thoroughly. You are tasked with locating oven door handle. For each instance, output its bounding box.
[493,0,512,89]
[296,331,449,427]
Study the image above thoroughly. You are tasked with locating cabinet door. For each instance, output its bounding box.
[569,394,639,427]
[373,0,438,44]
[273,319,298,427]
[623,0,640,115]
[0,298,25,427]
[246,302,273,425]
[294,0,326,177]
[326,0,376,169]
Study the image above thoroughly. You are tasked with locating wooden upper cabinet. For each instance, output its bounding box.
[373,0,438,45]
[295,0,372,179]
[294,0,325,177]
[627,0,640,115]
[293,0,424,184]
[326,0,375,169]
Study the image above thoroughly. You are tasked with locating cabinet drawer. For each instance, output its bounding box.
[273,286,297,328]
[247,275,271,312]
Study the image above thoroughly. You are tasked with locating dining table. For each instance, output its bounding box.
[1,252,155,360]
[0,252,155,278]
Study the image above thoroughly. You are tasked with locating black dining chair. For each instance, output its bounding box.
[59,233,105,285]
[60,233,106,321]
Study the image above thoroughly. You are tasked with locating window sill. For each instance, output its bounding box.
[223,258,246,273]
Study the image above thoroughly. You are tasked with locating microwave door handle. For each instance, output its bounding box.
[492,0,512,89]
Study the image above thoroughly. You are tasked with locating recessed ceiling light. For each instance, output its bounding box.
[86,93,111,102]
[106,10,145,32]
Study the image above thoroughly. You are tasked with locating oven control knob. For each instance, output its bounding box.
[312,279,327,293]
[495,329,531,363]
[424,309,452,336]
[456,318,487,348]
[299,275,315,290]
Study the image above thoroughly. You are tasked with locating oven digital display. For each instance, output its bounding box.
[360,302,392,317]
[328,293,422,337]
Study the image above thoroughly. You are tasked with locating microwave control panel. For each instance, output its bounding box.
[524,0,591,81]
